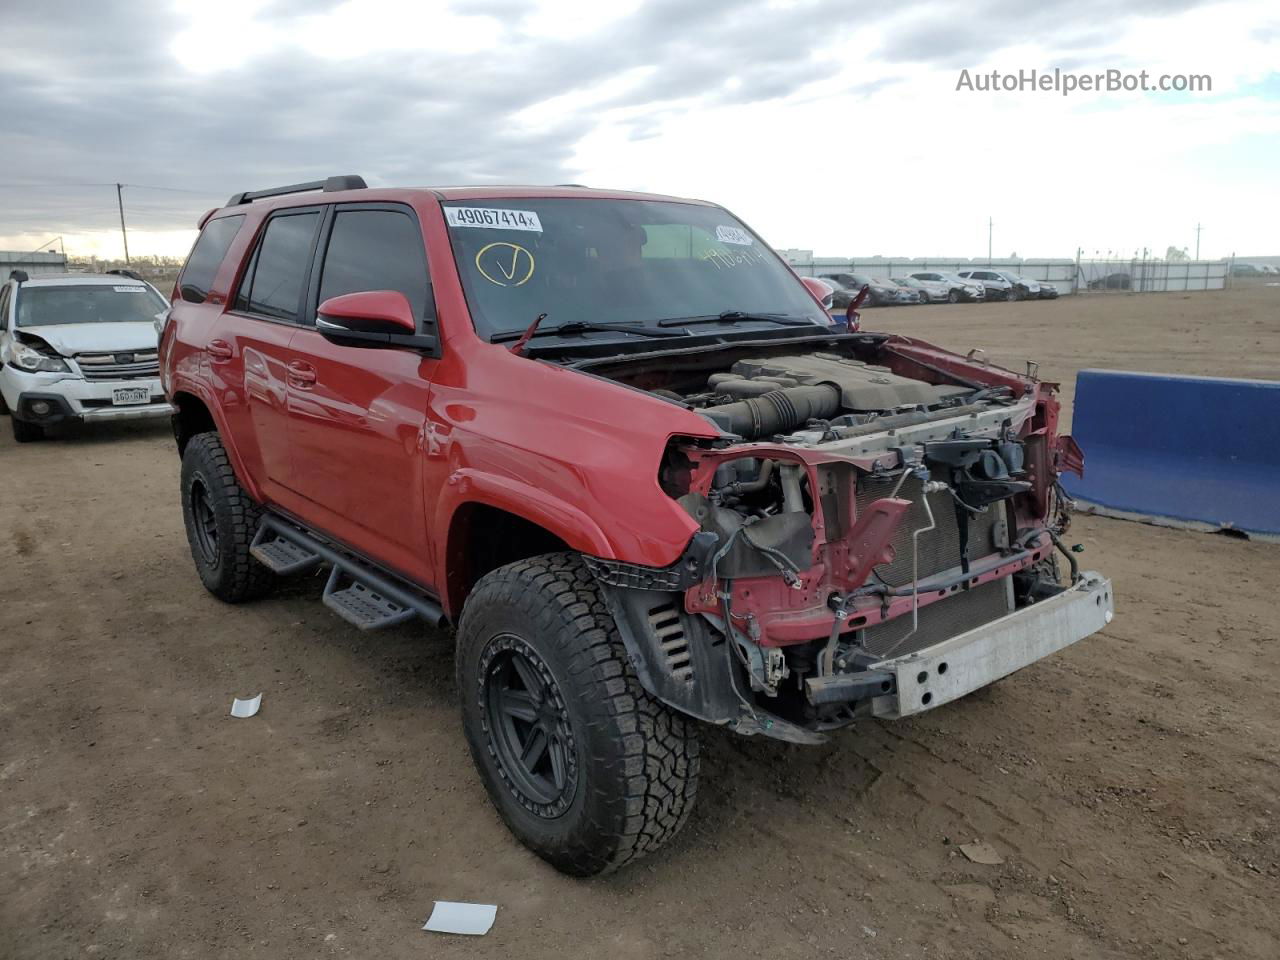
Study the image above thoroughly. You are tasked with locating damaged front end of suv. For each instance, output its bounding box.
[583,333,1111,743]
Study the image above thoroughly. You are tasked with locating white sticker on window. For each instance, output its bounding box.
[715,225,753,246]
[113,286,146,293]
[444,206,543,232]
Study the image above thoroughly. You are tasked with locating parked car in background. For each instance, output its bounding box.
[908,271,985,303]
[0,270,171,442]
[819,273,914,306]
[1038,282,1060,299]
[813,275,860,309]
[893,276,949,303]
[1000,272,1041,300]
[1088,272,1131,290]
[957,269,1015,301]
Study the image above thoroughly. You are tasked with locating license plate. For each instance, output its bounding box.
[112,387,151,406]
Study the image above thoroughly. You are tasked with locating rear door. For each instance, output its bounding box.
[284,202,439,587]
[211,207,323,503]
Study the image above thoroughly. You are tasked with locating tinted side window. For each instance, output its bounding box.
[317,209,431,321]
[236,212,320,322]
[179,215,244,303]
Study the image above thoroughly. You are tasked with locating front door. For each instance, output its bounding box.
[284,203,438,587]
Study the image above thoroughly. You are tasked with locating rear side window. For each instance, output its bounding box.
[235,211,321,322]
[317,209,432,322]
[179,215,244,303]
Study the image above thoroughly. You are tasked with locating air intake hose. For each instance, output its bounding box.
[701,384,841,439]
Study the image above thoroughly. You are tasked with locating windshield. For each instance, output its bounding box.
[442,198,828,339]
[16,284,166,328]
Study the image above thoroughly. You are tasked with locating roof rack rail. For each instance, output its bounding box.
[105,268,144,282]
[226,174,367,206]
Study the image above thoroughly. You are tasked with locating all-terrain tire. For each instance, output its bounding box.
[12,417,44,442]
[457,552,700,876]
[179,432,272,603]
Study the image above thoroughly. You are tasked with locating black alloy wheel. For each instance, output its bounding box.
[189,476,220,566]
[481,634,578,815]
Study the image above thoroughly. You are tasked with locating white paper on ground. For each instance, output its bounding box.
[229,694,262,718]
[422,901,497,936]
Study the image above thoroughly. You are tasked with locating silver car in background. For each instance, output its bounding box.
[908,271,986,303]
[893,276,950,303]
[957,269,1014,300]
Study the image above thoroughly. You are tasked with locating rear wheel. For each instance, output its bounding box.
[179,432,272,602]
[11,417,44,442]
[457,553,700,876]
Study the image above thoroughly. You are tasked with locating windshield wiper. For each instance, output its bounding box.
[656,311,820,328]
[494,314,688,354]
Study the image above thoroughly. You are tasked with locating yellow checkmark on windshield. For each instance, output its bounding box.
[476,242,535,287]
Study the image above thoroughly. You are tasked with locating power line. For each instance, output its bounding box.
[0,180,222,194]
[122,182,224,195]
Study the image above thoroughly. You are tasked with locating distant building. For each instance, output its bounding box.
[1,250,68,278]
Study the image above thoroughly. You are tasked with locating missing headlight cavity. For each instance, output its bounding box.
[677,456,814,580]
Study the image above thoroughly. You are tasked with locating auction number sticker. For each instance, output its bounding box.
[715,225,753,246]
[444,206,543,232]
[113,286,147,293]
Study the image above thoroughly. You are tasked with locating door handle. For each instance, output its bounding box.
[208,339,233,361]
[287,360,317,387]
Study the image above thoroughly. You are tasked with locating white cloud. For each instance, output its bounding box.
[3,0,1277,260]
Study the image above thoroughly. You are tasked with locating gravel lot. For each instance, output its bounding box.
[3,282,1278,959]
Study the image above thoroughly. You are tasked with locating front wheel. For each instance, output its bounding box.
[457,553,700,876]
[948,289,960,304]
[179,432,272,602]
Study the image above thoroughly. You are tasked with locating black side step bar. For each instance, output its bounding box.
[250,526,324,575]
[254,515,447,629]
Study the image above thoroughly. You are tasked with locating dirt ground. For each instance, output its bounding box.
[3,281,1278,960]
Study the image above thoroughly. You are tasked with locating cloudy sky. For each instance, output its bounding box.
[1,0,1277,261]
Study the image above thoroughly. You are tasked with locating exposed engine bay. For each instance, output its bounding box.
[580,334,1083,742]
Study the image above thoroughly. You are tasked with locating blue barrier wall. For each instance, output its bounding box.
[1062,370,1280,538]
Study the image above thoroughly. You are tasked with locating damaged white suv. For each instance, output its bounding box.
[0,270,172,442]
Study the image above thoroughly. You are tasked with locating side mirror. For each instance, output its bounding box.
[315,290,438,353]
[317,290,417,334]
[800,276,835,310]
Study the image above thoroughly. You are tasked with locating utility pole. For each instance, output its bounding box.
[1194,222,1203,260]
[116,183,131,265]
[987,216,993,263]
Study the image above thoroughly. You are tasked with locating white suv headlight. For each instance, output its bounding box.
[12,341,71,374]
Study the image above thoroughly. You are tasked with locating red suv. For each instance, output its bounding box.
[161,175,1112,875]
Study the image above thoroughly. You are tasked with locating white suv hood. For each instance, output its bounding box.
[17,322,158,357]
